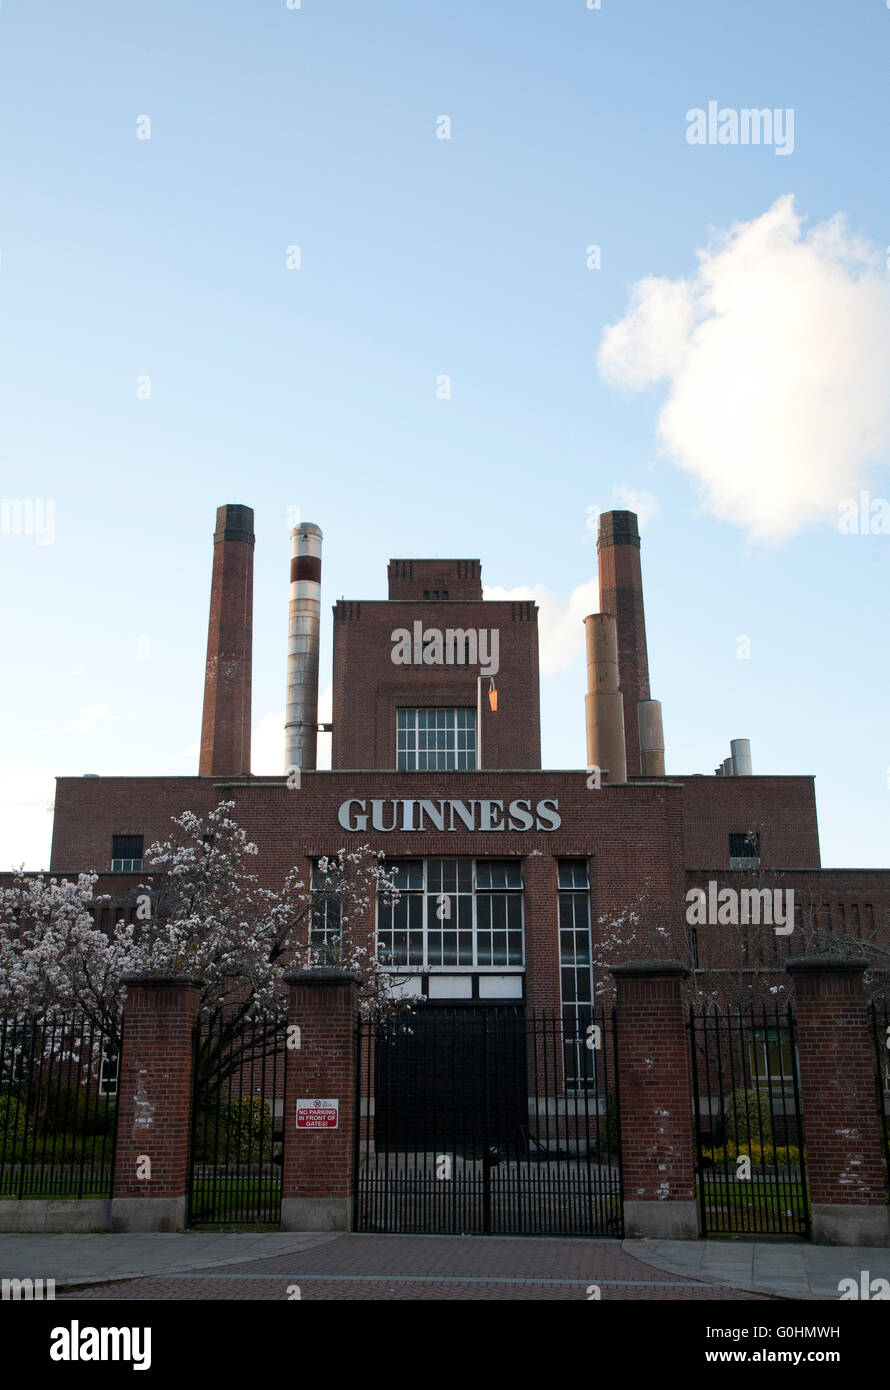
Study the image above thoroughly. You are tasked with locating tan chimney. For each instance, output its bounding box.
[584,613,627,784]
[638,700,665,776]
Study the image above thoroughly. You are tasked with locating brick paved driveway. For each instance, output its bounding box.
[61,1234,771,1301]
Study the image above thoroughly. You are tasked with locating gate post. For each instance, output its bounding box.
[611,961,698,1239]
[110,974,204,1233]
[787,956,890,1246]
[280,968,360,1232]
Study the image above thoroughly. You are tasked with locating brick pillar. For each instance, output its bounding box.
[523,851,561,1011]
[787,956,890,1246]
[280,969,359,1232]
[111,975,203,1233]
[611,961,698,1238]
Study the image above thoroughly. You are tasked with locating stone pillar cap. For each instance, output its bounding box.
[611,960,689,979]
[283,968,363,986]
[785,955,868,974]
[121,973,205,987]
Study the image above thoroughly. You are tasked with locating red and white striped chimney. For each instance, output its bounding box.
[284,523,323,773]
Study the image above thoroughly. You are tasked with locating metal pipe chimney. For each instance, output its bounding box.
[284,523,323,772]
[731,738,753,776]
[584,613,627,784]
[638,700,665,776]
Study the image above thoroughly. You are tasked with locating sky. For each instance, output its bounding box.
[1,0,889,870]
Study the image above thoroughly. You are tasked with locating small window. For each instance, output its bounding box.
[112,835,143,873]
[310,860,344,961]
[729,831,760,869]
[99,1045,119,1097]
[557,859,588,890]
[748,1027,795,1089]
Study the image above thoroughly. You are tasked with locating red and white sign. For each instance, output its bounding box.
[296,1098,339,1130]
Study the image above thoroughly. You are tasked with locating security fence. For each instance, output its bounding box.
[689,1000,809,1237]
[869,995,890,1202]
[0,1012,120,1199]
[354,1004,622,1236]
[188,1009,287,1225]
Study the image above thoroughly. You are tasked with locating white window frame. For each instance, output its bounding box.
[396,707,476,771]
[376,857,524,971]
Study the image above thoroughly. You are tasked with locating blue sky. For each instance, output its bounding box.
[2,0,889,869]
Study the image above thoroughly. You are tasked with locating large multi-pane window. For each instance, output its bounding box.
[377,858,523,968]
[396,708,476,770]
[558,859,594,1084]
[310,860,343,960]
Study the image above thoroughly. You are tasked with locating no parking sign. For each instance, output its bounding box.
[296,1098,339,1129]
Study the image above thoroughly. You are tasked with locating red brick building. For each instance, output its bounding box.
[46,504,890,1013]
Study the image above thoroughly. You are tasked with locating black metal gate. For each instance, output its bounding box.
[690,1001,810,1238]
[869,996,890,1202]
[354,1005,622,1236]
[188,1010,286,1226]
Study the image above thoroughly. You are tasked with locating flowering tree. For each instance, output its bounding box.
[0,802,407,1080]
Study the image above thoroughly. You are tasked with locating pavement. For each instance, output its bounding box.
[1,1230,885,1300]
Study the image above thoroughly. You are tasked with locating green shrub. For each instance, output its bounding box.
[703,1140,801,1167]
[194,1097,273,1163]
[589,1091,620,1156]
[725,1087,774,1146]
[31,1082,116,1139]
[0,1092,33,1144]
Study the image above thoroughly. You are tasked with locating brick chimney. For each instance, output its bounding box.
[597,510,650,777]
[199,504,254,777]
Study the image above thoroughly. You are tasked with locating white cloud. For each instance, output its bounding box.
[610,486,660,530]
[252,710,285,776]
[0,772,55,870]
[483,581,597,674]
[598,195,890,540]
[73,702,110,734]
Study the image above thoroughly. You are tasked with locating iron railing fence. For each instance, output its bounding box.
[0,1012,121,1199]
[869,995,890,1202]
[689,1000,810,1238]
[188,1009,287,1226]
[354,1004,622,1237]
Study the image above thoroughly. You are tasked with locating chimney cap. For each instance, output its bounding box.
[597,510,641,549]
[214,504,255,544]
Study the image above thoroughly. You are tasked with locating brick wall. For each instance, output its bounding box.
[331,599,541,770]
[679,775,821,868]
